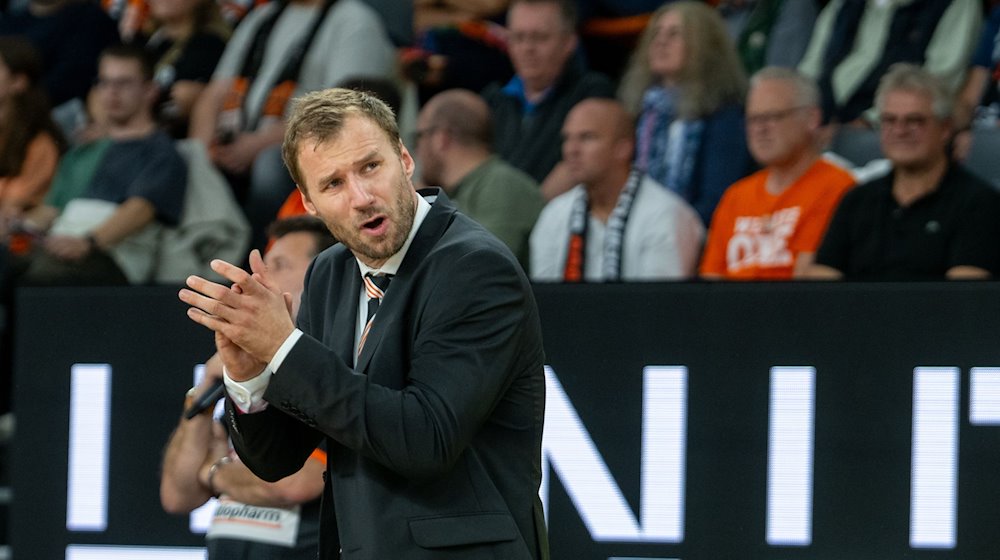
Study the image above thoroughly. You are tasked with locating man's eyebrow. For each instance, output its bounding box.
[356,149,381,164]
[316,149,382,186]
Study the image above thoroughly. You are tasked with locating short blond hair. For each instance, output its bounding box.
[282,88,401,189]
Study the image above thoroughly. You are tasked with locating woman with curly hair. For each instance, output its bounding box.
[618,1,753,224]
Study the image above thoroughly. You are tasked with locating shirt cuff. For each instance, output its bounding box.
[269,328,303,372]
[222,329,303,413]
[223,366,271,413]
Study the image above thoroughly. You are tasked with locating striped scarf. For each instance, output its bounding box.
[635,86,704,205]
[562,169,643,282]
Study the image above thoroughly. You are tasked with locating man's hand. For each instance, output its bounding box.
[44,235,92,261]
[179,251,295,381]
[198,422,234,491]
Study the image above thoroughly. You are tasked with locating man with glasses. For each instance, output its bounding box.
[804,63,1000,280]
[7,45,186,285]
[700,67,855,280]
[414,89,543,271]
[483,0,614,200]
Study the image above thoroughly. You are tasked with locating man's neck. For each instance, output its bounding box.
[522,78,556,105]
[107,117,157,141]
[440,150,490,193]
[892,155,948,207]
[764,150,820,196]
[585,167,630,223]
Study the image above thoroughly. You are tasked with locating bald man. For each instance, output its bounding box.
[415,88,544,270]
[530,98,704,281]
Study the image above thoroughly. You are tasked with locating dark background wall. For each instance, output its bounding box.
[10,283,1000,559]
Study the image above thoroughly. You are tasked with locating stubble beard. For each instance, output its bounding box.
[334,170,417,266]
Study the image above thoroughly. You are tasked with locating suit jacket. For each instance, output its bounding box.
[227,189,548,560]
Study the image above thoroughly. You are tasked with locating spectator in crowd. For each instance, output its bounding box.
[618,1,754,226]
[161,215,335,559]
[531,97,704,281]
[798,0,981,126]
[0,37,65,226]
[189,0,396,252]
[8,45,186,286]
[89,0,231,140]
[142,0,231,138]
[483,0,615,199]
[805,64,1000,280]
[714,0,820,76]
[0,0,119,109]
[415,89,543,270]
[700,67,855,280]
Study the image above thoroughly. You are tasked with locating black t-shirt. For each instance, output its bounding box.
[815,164,1000,280]
[147,31,228,86]
[146,31,228,137]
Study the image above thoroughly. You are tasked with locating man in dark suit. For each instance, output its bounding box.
[179,88,548,560]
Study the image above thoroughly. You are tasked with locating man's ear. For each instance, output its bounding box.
[400,143,415,180]
[300,189,318,216]
[10,73,28,95]
[805,106,823,132]
[143,80,159,106]
[616,137,635,164]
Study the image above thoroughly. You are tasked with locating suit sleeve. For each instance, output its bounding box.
[256,246,538,479]
[228,257,326,482]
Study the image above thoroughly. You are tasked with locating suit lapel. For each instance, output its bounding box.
[331,257,361,366]
[355,189,456,372]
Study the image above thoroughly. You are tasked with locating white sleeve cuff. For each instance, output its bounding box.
[222,329,303,413]
[270,328,303,372]
[223,366,271,413]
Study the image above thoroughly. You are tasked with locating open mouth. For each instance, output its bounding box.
[362,216,386,232]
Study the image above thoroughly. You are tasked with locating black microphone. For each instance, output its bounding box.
[184,379,226,419]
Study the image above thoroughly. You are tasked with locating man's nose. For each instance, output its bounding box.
[347,178,375,207]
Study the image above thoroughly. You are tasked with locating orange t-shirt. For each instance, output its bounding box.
[700,158,855,279]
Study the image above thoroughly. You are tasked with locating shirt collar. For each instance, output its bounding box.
[356,193,431,278]
[501,75,554,116]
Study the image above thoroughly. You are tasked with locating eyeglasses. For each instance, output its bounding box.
[878,113,936,132]
[508,31,560,46]
[93,77,144,90]
[652,26,683,43]
[745,106,808,127]
[414,127,438,145]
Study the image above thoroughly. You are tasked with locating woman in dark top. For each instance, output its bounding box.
[142,0,230,137]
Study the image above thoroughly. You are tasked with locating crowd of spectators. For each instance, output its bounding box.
[2,0,1000,554]
[1,0,998,289]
